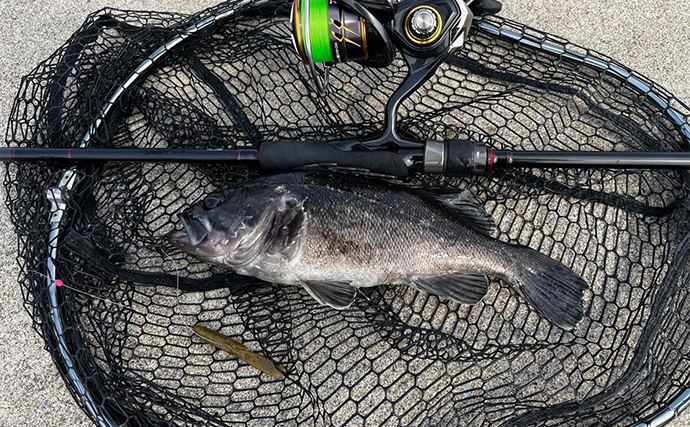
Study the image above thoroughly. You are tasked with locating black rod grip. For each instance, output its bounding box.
[258,140,410,176]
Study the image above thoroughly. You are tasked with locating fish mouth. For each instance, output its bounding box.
[177,212,212,246]
[169,212,242,262]
[167,229,192,248]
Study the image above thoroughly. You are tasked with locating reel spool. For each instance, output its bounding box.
[290,0,395,93]
[290,0,393,65]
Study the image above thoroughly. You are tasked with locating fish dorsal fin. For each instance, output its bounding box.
[413,272,489,304]
[424,190,495,236]
[302,280,357,309]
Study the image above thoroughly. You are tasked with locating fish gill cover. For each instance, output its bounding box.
[2,0,690,426]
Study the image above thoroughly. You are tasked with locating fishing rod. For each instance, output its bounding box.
[1,0,688,177]
[2,144,687,176]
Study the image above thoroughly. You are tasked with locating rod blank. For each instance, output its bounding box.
[0,148,259,164]
[501,150,690,169]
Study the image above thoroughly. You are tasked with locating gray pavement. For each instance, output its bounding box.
[0,0,687,426]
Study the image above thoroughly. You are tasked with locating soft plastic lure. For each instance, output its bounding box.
[193,325,284,379]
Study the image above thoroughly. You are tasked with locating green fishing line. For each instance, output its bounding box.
[305,0,334,63]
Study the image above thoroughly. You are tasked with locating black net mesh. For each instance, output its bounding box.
[3,1,690,426]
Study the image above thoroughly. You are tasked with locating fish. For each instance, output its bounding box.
[169,170,587,329]
[193,325,284,378]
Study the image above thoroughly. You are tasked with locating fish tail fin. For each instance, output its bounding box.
[508,246,587,329]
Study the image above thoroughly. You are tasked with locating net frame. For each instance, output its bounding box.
[2,1,689,426]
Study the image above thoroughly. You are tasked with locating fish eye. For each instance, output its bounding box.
[203,195,224,210]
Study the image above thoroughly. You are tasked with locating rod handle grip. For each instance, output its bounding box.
[258,140,410,176]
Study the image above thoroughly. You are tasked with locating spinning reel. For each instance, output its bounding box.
[290,0,500,94]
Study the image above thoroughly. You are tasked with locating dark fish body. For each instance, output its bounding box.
[169,171,587,328]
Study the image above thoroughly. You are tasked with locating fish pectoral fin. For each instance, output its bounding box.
[413,272,489,304]
[425,190,495,236]
[302,280,357,309]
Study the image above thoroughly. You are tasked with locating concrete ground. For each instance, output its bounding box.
[0,0,687,426]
